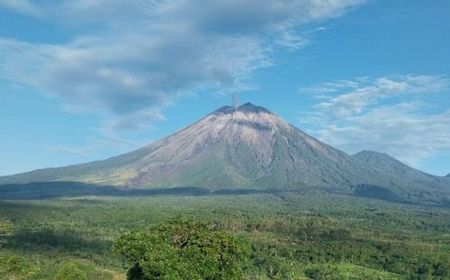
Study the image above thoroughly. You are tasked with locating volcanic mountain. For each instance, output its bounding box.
[0,103,449,203]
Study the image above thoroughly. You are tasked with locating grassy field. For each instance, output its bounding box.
[1,192,449,279]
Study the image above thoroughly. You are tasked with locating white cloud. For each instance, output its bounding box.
[300,75,450,168]
[0,0,365,131]
[0,0,41,16]
[303,75,450,118]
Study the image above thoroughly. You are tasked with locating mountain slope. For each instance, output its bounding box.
[353,151,447,190]
[352,151,449,202]
[0,103,448,203]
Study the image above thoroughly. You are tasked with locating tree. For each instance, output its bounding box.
[115,217,248,280]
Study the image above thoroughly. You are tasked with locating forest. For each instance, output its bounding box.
[0,191,449,279]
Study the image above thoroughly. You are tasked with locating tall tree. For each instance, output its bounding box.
[115,217,248,280]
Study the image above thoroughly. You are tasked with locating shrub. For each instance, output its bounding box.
[54,262,88,280]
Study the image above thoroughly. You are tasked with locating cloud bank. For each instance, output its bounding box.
[0,0,364,130]
[300,75,450,168]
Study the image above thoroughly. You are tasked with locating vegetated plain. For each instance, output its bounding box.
[1,191,449,279]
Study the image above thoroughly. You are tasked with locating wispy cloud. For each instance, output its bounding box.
[46,145,91,157]
[300,74,450,168]
[301,75,449,118]
[0,0,365,131]
[45,131,151,158]
[0,0,41,16]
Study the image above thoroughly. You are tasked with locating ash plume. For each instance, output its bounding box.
[232,92,240,109]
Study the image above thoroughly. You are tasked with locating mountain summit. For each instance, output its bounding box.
[1,103,449,203]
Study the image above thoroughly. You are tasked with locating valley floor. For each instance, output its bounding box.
[0,192,449,279]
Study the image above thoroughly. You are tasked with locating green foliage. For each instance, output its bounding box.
[54,262,88,280]
[0,253,115,280]
[0,255,38,280]
[115,217,248,280]
[305,264,341,280]
[0,218,14,247]
[304,263,402,280]
[0,192,449,279]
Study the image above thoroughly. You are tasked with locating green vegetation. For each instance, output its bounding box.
[115,217,248,279]
[0,217,14,247]
[54,262,88,280]
[0,192,449,279]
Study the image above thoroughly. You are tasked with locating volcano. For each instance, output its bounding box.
[1,103,449,203]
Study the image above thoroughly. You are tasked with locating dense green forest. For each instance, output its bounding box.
[0,192,449,279]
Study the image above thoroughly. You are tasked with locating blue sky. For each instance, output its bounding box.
[0,0,449,176]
